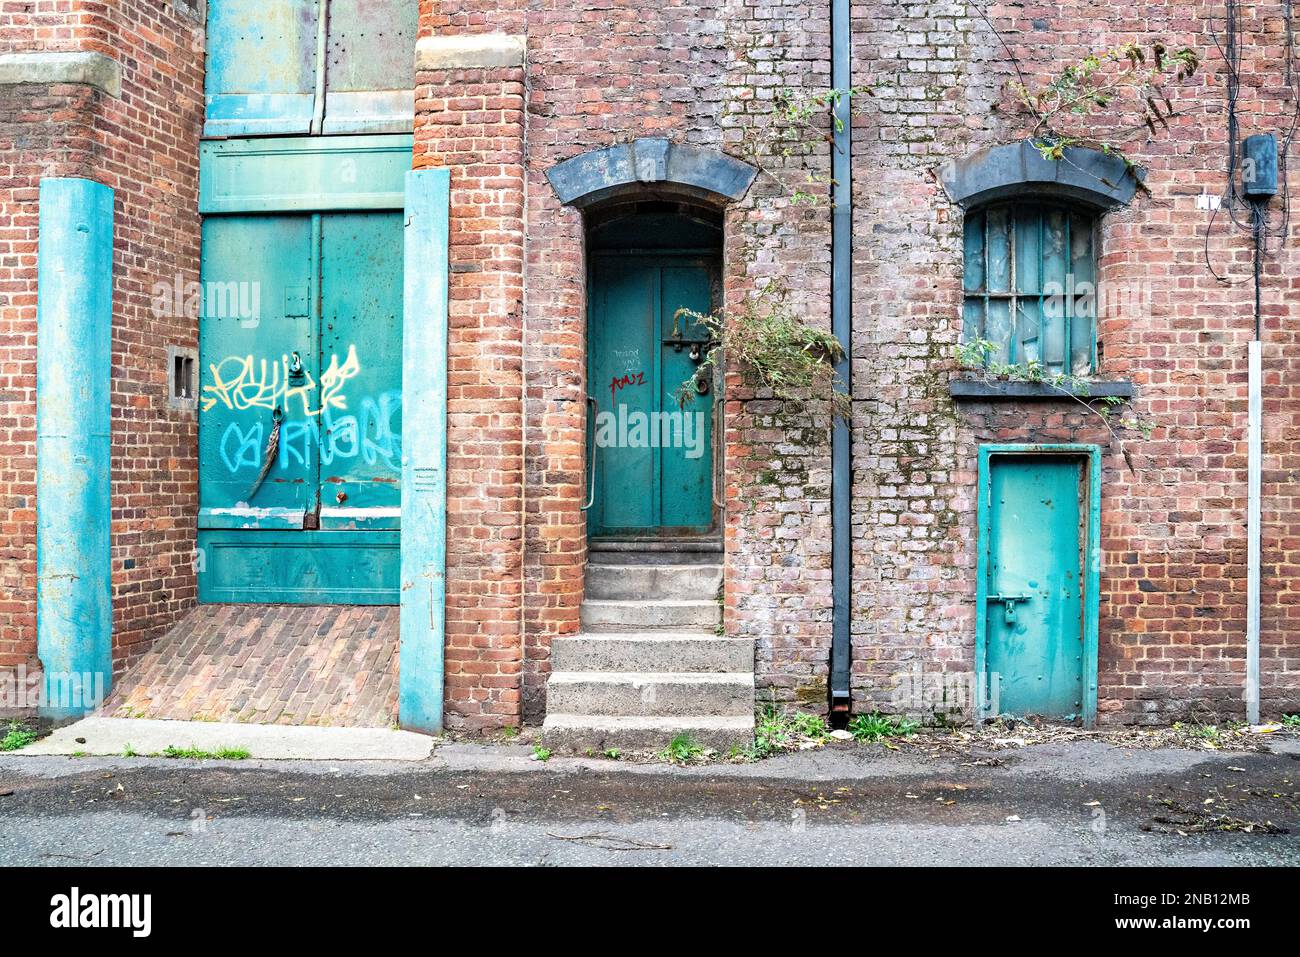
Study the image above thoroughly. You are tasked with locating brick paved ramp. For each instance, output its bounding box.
[106,606,398,727]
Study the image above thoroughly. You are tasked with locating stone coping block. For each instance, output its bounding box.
[415,33,526,71]
[0,51,121,98]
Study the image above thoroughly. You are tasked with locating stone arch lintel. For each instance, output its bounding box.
[546,138,758,209]
[939,140,1143,210]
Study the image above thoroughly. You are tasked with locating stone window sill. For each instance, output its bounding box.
[948,378,1135,402]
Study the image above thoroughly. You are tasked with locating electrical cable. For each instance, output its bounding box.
[1204,1,1298,280]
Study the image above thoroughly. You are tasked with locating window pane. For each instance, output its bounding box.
[962,296,985,345]
[961,202,1097,375]
[985,207,1011,294]
[1014,206,1041,294]
[1069,212,1095,374]
[1015,298,1041,365]
[963,212,985,293]
[986,299,1012,365]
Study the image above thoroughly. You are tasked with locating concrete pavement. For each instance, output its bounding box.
[19,717,433,761]
[2,737,1297,866]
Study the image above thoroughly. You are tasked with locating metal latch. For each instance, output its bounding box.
[988,593,1032,624]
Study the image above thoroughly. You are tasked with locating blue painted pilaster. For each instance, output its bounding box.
[36,178,114,718]
[399,168,450,733]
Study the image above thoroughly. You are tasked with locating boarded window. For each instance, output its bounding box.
[205,0,418,137]
[962,202,1097,376]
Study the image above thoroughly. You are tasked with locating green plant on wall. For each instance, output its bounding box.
[673,281,851,421]
[740,84,881,206]
[954,337,1153,471]
[996,34,1199,181]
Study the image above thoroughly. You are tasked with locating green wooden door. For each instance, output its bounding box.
[198,212,403,603]
[588,256,715,537]
[984,456,1086,719]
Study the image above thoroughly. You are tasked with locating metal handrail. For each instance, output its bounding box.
[582,394,598,511]
[712,369,724,510]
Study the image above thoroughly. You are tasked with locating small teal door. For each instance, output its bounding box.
[983,455,1086,719]
[588,256,715,536]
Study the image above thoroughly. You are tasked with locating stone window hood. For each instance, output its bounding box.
[940,140,1141,403]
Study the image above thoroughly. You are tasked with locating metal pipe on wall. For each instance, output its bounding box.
[829,0,853,714]
[1246,339,1261,725]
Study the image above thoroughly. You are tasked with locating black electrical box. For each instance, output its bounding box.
[1242,133,1278,198]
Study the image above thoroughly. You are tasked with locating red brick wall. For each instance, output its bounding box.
[848,0,1300,724]
[418,0,1300,728]
[0,0,204,676]
[415,2,529,730]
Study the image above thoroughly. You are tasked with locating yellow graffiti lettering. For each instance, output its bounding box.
[201,346,361,417]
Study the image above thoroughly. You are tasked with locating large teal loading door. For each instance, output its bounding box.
[198,209,404,603]
[977,447,1101,725]
[587,255,716,537]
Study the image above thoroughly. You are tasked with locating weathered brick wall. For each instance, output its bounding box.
[848,0,1300,724]
[520,0,837,718]
[0,0,204,676]
[416,1,529,730]
[418,0,836,724]
[420,0,1298,729]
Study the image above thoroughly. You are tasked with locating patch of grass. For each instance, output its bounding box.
[501,725,520,740]
[159,745,250,760]
[121,743,139,758]
[660,732,705,764]
[848,711,920,743]
[531,745,552,762]
[1281,714,1300,729]
[1172,721,1232,747]
[603,748,622,760]
[1,723,37,752]
[750,703,829,759]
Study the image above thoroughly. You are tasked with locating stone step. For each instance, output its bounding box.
[587,539,722,565]
[541,713,755,752]
[584,563,723,602]
[551,632,752,673]
[580,598,721,631]
[546,671,754,717]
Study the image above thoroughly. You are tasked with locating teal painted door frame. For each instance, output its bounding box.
[398,168,450,734]
[975,444,1101,727]
[586,252,717,537]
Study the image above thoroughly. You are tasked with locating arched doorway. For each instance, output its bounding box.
[584,201,722,540]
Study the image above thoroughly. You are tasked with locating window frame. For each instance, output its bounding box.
[961,198,1101,377]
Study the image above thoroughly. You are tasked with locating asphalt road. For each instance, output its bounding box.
[2,739,1298,866]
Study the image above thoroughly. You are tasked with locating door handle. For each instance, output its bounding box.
[988,593,1032,624]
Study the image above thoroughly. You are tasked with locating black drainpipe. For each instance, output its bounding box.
[829,0,853,719]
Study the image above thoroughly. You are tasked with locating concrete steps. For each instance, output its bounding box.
[541,714,754,752]
[584,562,723,601]
[551,632,751,673]
[547,671,754,717]
[543,553,753,753]
[580,598,721,631]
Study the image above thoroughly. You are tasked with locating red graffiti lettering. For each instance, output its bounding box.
[609,371,646,404]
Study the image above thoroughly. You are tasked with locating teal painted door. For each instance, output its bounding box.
[198,212,403,603]
[985,456,1086,719]
[588,257,715,536]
